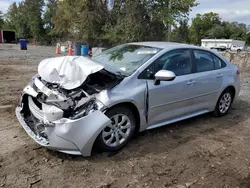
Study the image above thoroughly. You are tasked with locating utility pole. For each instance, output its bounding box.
[167,0,172,42]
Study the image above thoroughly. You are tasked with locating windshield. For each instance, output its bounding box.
[92,44,162,76]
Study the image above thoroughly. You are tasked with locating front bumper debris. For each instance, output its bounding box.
[16,107,49,146]
[16,99,111,156]
[16,74,112,156]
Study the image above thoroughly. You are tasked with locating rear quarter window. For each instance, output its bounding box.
[213,54,226,69]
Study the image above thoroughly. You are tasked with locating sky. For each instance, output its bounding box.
[190,0,250,24]
[0,0,21,13]
[0,0,250,25]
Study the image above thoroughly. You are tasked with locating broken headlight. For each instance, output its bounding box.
[71,98,106,119]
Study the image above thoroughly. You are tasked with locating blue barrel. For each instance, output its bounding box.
[20,39,27,50]
[81,45,89,56]
[73,44,81,56]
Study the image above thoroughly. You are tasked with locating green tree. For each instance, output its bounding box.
[24,0,45,41]
[3,0,198,45]
[5,0,44,40]
[51,0,108,44]
[50,0,74,38]
[189,12,249,45]
[206,25,225,39]
[51,0,197,46]
[44,0,57,31]
[228,22,247,40]
[218,21,247,40]
[43,0,58,44]
[171,19,189,42]
[144,0,197,28]
[189,12,222,44]
[5,2,29,38]
[245,32,250,45]
[104,0,165,44]
[0,11,4,29]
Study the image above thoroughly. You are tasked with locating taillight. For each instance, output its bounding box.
[236,70,240,75]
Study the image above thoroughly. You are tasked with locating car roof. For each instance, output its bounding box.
[128,41,228,63]
[128,41,200,50]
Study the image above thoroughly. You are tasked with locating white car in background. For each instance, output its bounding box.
[230,45,244,52]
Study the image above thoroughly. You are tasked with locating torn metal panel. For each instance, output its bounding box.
[34,77,54,96]
[16,105,111,156]
[17,70,112,156]
[54,110,111,156]
[16,107,49,146]
[23,85,38,98]
[34,77,79,110]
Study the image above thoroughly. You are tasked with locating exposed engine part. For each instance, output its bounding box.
[69,99,98,119]
[25,69,121,120]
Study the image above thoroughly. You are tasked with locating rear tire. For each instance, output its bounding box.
[96,106,136,152]
[214,89,233,117]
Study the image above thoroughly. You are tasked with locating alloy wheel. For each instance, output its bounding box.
[219,93,232,114]
[102,114,131,147]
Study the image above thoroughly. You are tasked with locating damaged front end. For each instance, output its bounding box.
[16,57,123,156]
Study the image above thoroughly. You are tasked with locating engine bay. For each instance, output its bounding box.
[21,69,123,122]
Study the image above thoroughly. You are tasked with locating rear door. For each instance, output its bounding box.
[190,49,225,111]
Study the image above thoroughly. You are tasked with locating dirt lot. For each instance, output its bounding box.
[1,44,250,188]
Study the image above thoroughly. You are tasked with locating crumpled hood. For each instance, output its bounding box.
[38,56,104,90]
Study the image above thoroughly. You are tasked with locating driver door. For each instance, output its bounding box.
[145,49,197,127]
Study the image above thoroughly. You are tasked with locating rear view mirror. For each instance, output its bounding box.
[154,70,176,85]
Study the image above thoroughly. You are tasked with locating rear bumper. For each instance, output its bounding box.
[16,105,111,156]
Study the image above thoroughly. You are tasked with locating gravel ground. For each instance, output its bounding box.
[1,44,250,188]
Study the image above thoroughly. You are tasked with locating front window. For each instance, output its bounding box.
[156,49,192,76]
[92,44,162,76]
[139,49,192,79]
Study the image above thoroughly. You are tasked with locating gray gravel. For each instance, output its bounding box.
[0,43,58,63]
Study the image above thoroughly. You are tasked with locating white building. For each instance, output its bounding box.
[201,39,245,49]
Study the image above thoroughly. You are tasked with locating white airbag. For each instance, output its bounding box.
[38,56,104,90]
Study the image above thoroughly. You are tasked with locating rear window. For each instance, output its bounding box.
[194,50,214,72]
[193,50,226,73]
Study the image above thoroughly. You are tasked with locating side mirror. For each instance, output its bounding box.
[154,70,176,85]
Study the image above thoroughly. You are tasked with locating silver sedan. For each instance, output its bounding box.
[16,42,240,156]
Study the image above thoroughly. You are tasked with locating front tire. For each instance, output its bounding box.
[214,89,233,117]
[96,106,136,152]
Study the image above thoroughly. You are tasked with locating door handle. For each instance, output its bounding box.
[216,73,223,78]
[187,80,196,85]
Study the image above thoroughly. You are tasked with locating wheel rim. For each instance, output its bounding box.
[102,114,131,147]
[219,93,232,114]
